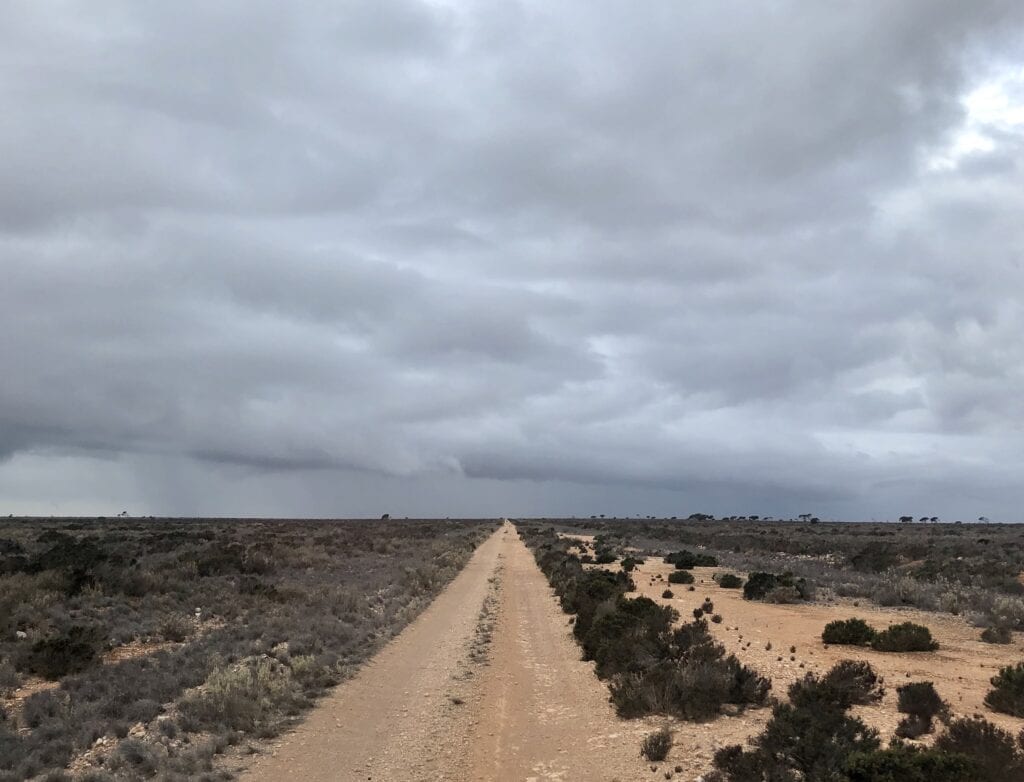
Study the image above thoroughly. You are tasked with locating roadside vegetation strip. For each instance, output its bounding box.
[709,666,1024,782]
[516,523,771,721]
[549,517,1024,631]
[0,517,498,781]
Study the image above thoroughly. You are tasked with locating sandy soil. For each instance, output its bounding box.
[467,525,655,781]
[240,524,508,782]
[239,526,1024,782]
[557,533,1024,777]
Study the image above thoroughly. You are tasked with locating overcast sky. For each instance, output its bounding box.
[2,2,1024,520]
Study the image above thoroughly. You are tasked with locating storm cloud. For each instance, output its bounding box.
[3,1,1024,519]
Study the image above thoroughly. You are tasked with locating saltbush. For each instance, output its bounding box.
[665,550,717,569]
[981,625,1013,644]
[717,573,743,589]
[743,571,811,602]
[870,622,938,652]
[18,625,103,680]
[822,618,876,646]
[934,717,1024,781]
[843,744,978,782]
[985,661,1024,717]
[667,571,694,585]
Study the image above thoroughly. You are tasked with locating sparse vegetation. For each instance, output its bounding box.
[640,726,673,761]
[519,525,770,722]
[0,517,496,780]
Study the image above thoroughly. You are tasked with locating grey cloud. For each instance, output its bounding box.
[2,1,1024,520]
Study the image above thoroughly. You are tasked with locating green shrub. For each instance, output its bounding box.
[743,571,811,602]
[665,550,717,569]
[822,618,876,646]
[985,662,1024,717]
[18,625,103,680]
[640,727,672,761]
[662,589,673,599]
[790,661,883,710]
[594,551,617,564]
[897,681,945,725]
[934,717,1024,781]
[718,573,743,589]
[895,714,930,739]
[580,596,677,678]
[843,744,977,782]
[668,571,694,585]
[620,556,640,572]
[870,622,938,652]
[981,625,1013,644]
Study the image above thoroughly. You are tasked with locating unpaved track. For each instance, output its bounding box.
[467,526,648,781]
[242,522,651,782]
[242,524,506,782]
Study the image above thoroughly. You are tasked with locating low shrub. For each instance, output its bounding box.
[895,714,931,739]
[789,661,883,709]
[662,589,673,599]
[665,550,717,569]
[985,661,1024,717]
[981,625,1013,644]
[18,625,103,680]
[620,557,641,572]
[743,572,811,602]
[934,717,1024,781]
[667,571,694,585]
[108,738,159,777]
[640,726,672,761]
[897,681,945,727]
[822,618,876,646]
[870,622,938,652]
[179,658,305,732]
[843,744,978,782]
[717,573,743,589]
[594,551,617,565]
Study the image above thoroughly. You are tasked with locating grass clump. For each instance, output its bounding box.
[640,726,673,761]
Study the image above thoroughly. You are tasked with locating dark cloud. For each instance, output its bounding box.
[2,1,1024,520]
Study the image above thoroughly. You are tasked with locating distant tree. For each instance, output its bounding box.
[798,513,812,522]
[979,516,990,522]
[899,516,913,523]
[749,515,760,521]
[381,513,390,520]
[930,516,939,523]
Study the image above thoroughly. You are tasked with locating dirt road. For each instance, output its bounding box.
[241,522,653,782]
